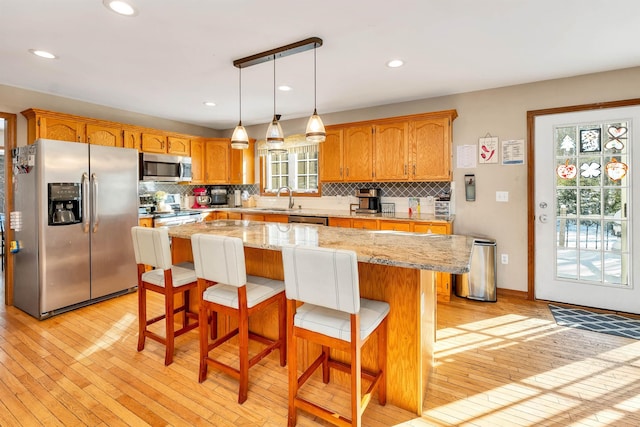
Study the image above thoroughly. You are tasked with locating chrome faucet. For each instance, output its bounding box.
[277,186,294,209]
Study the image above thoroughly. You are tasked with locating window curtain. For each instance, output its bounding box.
[256,133,319,156]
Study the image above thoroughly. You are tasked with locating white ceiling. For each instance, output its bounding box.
[1,0,639,131]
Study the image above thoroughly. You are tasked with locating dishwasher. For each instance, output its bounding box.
[288,215,328,225]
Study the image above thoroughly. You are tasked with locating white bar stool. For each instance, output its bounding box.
[191,233,286,404]
[281,245,390,427]
[131,226,199,365]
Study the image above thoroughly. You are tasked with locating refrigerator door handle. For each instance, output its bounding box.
[82,172,90,233]
[92,173,99,233]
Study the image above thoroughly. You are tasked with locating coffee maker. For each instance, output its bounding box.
[355,188,381,214]
[48,183,82,226]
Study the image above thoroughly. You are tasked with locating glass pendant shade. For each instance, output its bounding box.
[230,122,249,149]
[305,109,326,143]
[266,115,284,148]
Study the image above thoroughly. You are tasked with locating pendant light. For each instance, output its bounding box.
[265,54,285,149]
[305,42,326,143]
[231,66,250,149]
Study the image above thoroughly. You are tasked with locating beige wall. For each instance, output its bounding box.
[3,67,640,292]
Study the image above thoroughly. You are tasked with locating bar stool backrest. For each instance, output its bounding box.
[191,234,247,287]
[131,226,172,270]
[282,245,360,314]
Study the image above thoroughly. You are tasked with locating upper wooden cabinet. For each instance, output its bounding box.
[22,109,85,143]
[410,116,453,181]
[21,109,200,156]
[123,128,142,150]
[195,138,254,185]
[374,121,409,181]
[141,132,167,153]
[201,138,230,184]
[230,140,255,185]
[86,123,123,147]
[344,125,374,182]
[190,138,205,184]
[320,129,344,181]
[320,110,457,183]
[167,136,190,156]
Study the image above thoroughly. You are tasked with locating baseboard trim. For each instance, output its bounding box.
[497,288,529,299]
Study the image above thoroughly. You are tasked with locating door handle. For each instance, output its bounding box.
[539,214,548,223]
[92,173,99,232]
[82,173,90,233]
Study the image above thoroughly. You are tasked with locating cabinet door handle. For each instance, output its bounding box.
[346,167,349,177]
[340,167,343,178]
[404,164,407,174]
[413,164,416,175]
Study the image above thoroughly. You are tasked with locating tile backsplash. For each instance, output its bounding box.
[138,181,453,215]
[139,181,450,199]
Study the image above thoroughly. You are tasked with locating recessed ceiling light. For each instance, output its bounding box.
[29,49,57,59]
[103,0,138,16]
[278,85,292,92]
[386,59,404,68]
[203,101,216,107]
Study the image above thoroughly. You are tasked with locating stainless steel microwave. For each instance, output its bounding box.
[139,152,192,182]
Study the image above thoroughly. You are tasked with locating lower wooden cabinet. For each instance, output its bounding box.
[352,218,377,230]
[328,217,352,228]
[139,217,153,228]
[379,220,411,232]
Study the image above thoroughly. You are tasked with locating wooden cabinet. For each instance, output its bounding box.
[190,138,205,184]
[410,116,453,181]
[352,218,378,230]
[204,138,230,184]
[328,217,352,228]
[242,213,264,222]
[195,138,254,185]
[374,122,409,181]
[139,217,153,228]
[412,222,450,234]
[344,126,373,182]
[379,220,411,232]
[123,128,141,150]
[263,214,289,223]
[320,110,457,183]
[320,129,344,181]
[230,140,255,185]
[141,133,190,155]
[167,136,190,156]
[141,132,167,154]
[22,109,85,143]
[86,123,123,147]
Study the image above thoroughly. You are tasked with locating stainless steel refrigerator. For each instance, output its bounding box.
[13,138,138,319]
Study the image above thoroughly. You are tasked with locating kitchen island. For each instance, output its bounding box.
[168,220,474,415]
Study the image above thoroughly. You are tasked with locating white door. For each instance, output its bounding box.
[535,106,640,314]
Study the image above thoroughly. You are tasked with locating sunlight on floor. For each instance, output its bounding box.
[76,312,136,360]
[423,312,640,426]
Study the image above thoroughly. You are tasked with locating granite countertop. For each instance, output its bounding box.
[168,220,473,274]
[185,206,454,223]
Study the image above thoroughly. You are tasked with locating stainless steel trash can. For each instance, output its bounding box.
[455,238,497,302]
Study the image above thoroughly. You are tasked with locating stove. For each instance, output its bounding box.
[153,210,203,227]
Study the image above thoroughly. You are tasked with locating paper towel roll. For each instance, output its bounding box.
[234,190,241,207]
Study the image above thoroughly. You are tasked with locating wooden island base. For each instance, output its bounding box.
[172,237,435,415]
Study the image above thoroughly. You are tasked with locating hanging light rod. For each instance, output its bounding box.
[233,37,323,69]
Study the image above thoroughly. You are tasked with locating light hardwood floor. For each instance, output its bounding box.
[1,282,639,426]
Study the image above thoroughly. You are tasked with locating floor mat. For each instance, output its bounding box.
[549,304,640,339]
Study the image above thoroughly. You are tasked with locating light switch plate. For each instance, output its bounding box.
[496,191,509,202]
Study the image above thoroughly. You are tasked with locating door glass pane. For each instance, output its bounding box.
[554,119,631,287]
